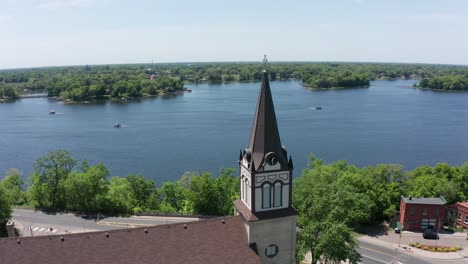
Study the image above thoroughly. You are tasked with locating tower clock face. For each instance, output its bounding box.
[266,153,279,166]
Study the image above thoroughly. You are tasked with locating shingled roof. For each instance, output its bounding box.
[0,216,260,264]
[247,70,288,172]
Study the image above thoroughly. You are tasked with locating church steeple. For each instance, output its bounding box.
[247,70,288,172]
[234,59,297,264]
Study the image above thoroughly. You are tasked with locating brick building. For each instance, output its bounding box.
[399,196,447,231]
[454,202,468,228]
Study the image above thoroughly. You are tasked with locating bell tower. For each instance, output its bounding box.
[234,60,297,264]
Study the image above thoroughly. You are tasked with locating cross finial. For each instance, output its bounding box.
[262,54,268,70]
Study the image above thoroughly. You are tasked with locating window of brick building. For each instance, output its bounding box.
[457,212,462,221]
[465,216,468,224]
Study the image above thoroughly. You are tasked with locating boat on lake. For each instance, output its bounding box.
[49,110,56,114]
[113,122,121,128]
[308,107,322,110]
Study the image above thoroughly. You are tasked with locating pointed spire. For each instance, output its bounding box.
[288,156,294,170]
[239,150,243,163]
[247,70,287,172]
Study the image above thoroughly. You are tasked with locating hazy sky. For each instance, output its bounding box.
[1,0,468,69]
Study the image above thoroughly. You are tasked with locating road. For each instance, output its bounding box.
[359,239,429,264]
[358,240,467,264]
[12,209,199,237]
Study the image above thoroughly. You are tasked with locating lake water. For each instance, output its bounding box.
[1,80,468,184]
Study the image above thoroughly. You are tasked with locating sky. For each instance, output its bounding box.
[1,0,468,69]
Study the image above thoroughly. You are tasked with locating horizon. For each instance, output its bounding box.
[2,59,468,72]
[2,0,468,69]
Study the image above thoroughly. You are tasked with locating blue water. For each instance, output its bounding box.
[1,80,468,183]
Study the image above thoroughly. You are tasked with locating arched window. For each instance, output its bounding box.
[262,182,271,209]
[245,179,250,204]
[241,176,245,201]
[273,181,282,207]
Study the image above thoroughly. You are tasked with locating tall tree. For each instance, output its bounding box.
[293,156,362,263]
[31,150,76,210]
[1,168,27,205]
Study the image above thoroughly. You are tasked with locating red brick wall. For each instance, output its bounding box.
[455,204,468,228]
[399,198,446,231]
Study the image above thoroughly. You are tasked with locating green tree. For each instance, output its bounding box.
[126,174,155,209]
[0,185,12,237]
[212,168,239,215]
[1,168,27,206]
[159,181,187,213]
[30,150,77,210]
[293,156,362,263]
[64,163,109,212]
[105,177,135,214]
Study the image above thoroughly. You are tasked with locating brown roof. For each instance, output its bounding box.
[457,202,468,209]
[0,216,260,264]
[234,199,297,222]
[247,70,288,172]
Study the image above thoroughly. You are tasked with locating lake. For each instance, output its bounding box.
[1,80,468,183]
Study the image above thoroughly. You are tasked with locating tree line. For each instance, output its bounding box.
[2,62,468,101]
[0,65,185,102]
[1,151,468,263]
[417,75,468,91]
[1,150,239,219]
[0,85,21,100]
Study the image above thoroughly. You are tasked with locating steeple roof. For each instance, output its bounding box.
[248,70,287,172]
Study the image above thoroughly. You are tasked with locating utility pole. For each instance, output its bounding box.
[398,225,403,247]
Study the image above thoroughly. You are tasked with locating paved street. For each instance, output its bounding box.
[358,236,468,264]
[12,209,199,237]
[359,239,435,264]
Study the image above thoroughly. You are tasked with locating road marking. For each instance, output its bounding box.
[360,254,389,264]
[33,227,39,231]
[52,229,57,233]
[360,246,396,258]
[38,228,45,232]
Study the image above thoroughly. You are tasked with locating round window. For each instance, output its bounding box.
[265,244,279,258]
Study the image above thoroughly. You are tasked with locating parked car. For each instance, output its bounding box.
[423,228,439,239]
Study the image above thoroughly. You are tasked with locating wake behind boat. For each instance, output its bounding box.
[308,106,322,110]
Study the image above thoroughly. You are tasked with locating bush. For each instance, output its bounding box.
[408,243,415,247]
[456,246,462,251]
[416,243,421,248]
[423,246,429,250]
[443,248,449,252]
[451,247,457,252]
[133,206,143,214]
[437,248,443,252]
